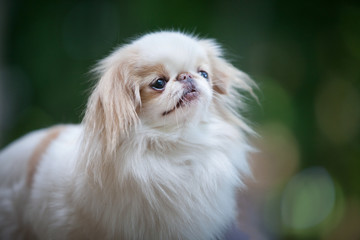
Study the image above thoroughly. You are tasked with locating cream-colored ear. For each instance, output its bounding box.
[200,39,257,134]
[200,39,256,97]
[83,60,140,155]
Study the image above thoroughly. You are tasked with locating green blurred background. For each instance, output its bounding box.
[0,0,359,239]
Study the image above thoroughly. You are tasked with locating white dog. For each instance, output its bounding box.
[0,31,255,240]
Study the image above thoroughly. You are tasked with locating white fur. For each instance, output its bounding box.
[0,31,255,240]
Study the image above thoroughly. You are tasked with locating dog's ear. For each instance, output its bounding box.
[200,39,257,134]
[200,39,255,96]
[83,50,140,154]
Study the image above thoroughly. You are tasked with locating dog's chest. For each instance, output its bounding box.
[118,148,238,238]
[75,148,239,239]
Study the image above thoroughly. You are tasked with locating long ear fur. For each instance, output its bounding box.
[84,67,139,153]
[200,39,258,133]
[79,48,140,183]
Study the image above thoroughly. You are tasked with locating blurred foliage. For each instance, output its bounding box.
[0,0,359,239]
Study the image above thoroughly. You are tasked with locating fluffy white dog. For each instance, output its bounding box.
[0,31,255,240]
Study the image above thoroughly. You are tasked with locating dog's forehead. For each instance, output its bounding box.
[134,32,208,72]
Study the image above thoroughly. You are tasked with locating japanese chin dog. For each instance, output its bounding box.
[0,31,256,240]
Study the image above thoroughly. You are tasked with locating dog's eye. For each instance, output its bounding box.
[151,78,167,90]
[199,71,209,80]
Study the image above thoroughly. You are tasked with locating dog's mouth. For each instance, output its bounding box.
[162,88,200,116]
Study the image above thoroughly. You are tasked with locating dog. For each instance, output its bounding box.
[0,31,256,239]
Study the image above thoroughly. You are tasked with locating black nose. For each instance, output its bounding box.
[177,73,194,82]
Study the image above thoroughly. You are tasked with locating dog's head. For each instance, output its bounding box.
[83,31,254,152]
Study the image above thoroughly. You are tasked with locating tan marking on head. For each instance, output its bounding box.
[135,64,168,79]
[140,87,163,106]
[27,126,65,187]
[136,64,169,105]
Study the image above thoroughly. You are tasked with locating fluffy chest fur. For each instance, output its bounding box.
[68,121,247,240]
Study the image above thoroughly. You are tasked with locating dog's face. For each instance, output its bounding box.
[85,31,251,151]
[133,32,214,127]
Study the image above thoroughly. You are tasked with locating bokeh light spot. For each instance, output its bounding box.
[256,79,296,128]
[251,123,299,189]
[281,167,335,231]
